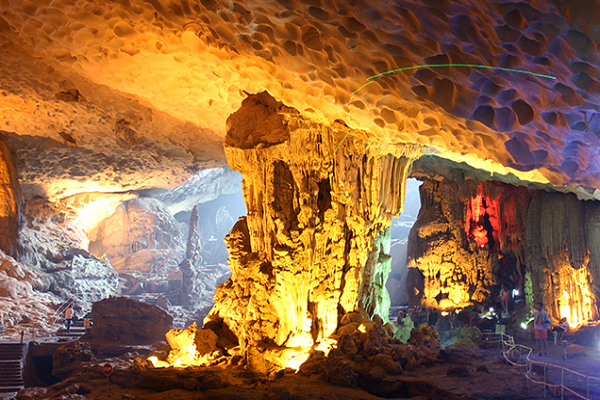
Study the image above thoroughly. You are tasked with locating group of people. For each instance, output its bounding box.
[63,302,91,333]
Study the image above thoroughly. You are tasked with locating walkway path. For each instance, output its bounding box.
[514,337,600,399]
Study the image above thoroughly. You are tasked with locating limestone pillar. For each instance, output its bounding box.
[206,93,421,350]
[0,134,21,258]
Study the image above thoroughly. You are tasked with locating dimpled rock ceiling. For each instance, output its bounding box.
[2,0,600,198]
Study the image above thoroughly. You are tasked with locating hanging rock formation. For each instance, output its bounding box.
[206,93,421,353]
[408,176,599,325]
[0,135,21,258]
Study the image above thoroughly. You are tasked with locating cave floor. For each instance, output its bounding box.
[4,336,600,399]
[2,344,557,400]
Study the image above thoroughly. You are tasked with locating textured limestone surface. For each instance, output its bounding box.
[206,93,421,352]
[0,249,62,339]
[85,296,173,344]
[0,135,21,258]
[407,179,531,310]
[407,176,599,325]
[89,197,185,272]
[2,0,600,197]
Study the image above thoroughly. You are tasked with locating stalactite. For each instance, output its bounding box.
[206,93,421,361]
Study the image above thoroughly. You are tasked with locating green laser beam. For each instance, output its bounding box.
[367,63,557,81]
[334,132,351,154]
[339,63,557,152]
[349,63,556,98]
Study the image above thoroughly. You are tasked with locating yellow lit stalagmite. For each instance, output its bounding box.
[150,93,421,371]
[148,323,219,368]
[556,266,595,328]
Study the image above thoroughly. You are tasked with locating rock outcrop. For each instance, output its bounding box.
[206,93,421,355]
[0,249,60,339]
[89,197,185,273]
[85,297,173,344]
[0,135,21,258]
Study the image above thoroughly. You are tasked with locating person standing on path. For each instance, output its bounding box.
[64,304,74,333]
[531,302,551,356]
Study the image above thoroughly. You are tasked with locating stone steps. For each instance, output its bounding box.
[56,312,93,338]
[0,343,24,393]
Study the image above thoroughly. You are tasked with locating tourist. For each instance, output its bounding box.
[501,286,509,316]
[531,302,550,356]
[552,317,569,342]
[65,303,74,333]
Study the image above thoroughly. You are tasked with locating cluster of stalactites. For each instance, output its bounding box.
[207,93,421,353]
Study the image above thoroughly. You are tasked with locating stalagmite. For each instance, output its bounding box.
[179,205,203,307]
[205,93,421,366]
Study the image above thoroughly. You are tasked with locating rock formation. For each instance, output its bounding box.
[3,0,600,199]
[2,0,600,378]
[407,176,599,325]
[0,135,22,258]
[84,297,173,345]
[407,179,531,310]
[206,93,421,357]
[89,197,185,273]
[178,205,203,307]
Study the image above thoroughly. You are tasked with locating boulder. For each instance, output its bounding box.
[84,297,173,344]
[322,357,358,387]
[52,341,96,379]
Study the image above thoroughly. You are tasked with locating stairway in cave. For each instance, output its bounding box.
[0,343,24,393]
[55,311,92,339]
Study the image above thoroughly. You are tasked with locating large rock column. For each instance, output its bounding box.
[525,192,599,325]
[406,179,531,310]
[0,134,21,258]
[206,93,421,350]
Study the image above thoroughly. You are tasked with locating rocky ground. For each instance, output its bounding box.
[4,345,539,400]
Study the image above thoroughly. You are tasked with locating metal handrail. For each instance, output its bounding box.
[499,332,600,400]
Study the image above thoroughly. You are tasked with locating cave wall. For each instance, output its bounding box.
[525,192,599,324]
[408,177,599,324]
[407,179,531,310]
[206,93,421,349]
[89,197,185,273]
[0,135,22,258]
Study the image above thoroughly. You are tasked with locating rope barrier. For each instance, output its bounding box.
[498,332,600,399]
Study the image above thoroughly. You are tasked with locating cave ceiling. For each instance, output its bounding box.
[1,0,600,200]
